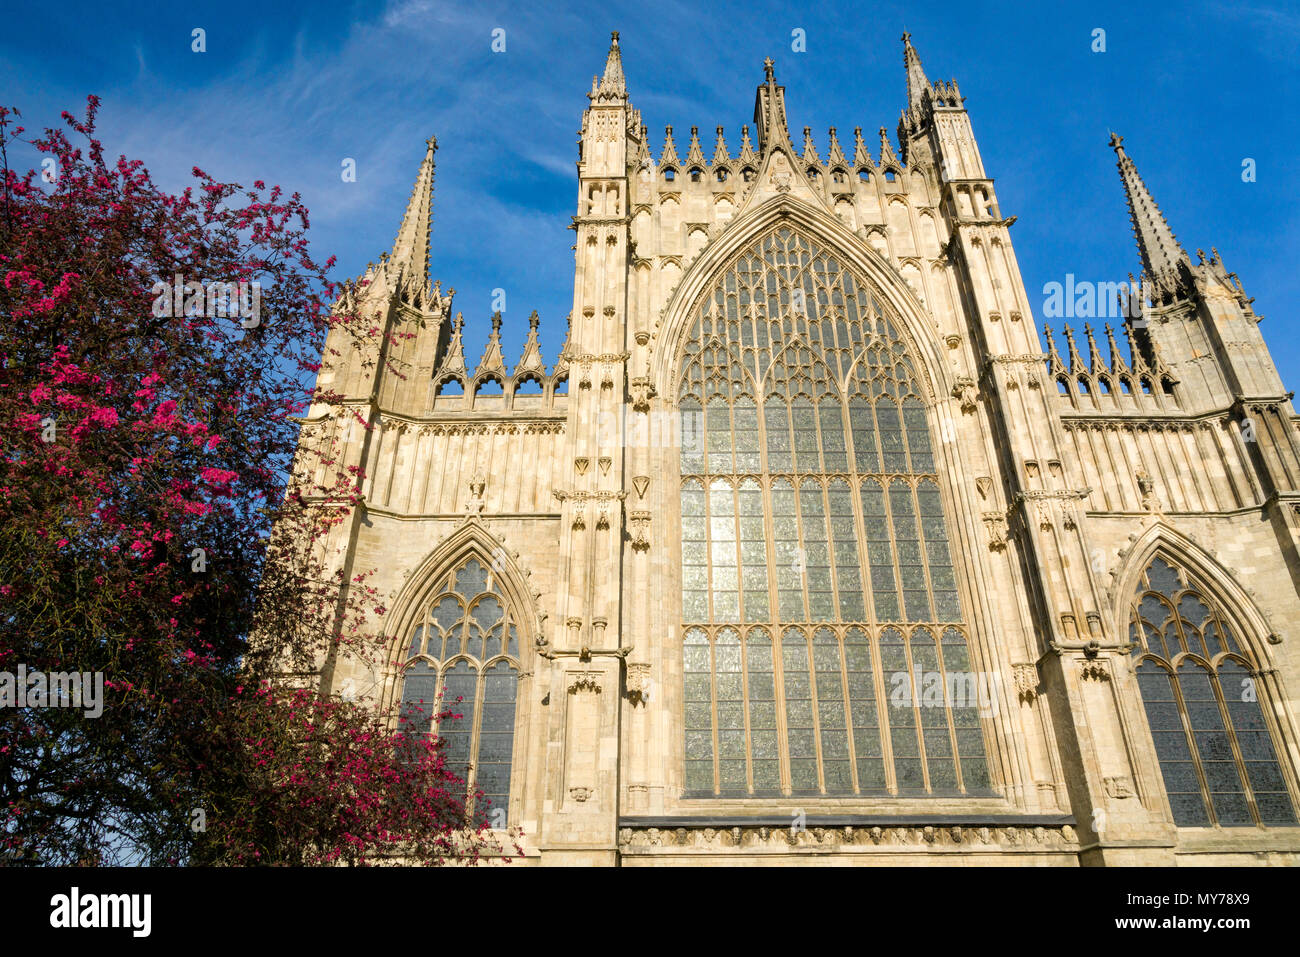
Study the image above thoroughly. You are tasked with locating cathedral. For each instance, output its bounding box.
[297,33,1300,865]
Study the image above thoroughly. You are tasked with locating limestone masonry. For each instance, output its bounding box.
[296,33,1300,865]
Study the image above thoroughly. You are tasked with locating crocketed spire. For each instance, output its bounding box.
[903,32,930,113]
[1110,132,1190,298]
[596,31,625,99]
[389,135,437,288]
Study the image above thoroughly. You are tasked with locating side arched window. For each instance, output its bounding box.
[1130,555,1295,826]
[678,226,989,798]
[398,556,521,824]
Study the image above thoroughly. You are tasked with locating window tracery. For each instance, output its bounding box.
[678,227,989,797]
[399,556,521,822]
[1129,555,1295,827]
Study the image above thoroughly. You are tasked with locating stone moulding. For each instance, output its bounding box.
[616,815,1078,851]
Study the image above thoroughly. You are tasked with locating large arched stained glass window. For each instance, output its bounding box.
[1130,556,1296,827]
[399,556,521,825]
[678,226,990,797]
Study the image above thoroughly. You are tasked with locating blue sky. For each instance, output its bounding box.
[1,0,1297,385]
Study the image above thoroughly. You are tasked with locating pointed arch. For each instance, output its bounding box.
[669,211,991,799]
[1112,522,1278,665]
[383,518,536,826]
[1114,521,1298,827]
[649,194,951,407]
[385,518,538,666]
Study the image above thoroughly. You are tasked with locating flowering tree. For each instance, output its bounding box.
[0,98,518,865]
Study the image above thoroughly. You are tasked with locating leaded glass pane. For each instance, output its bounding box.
[792,397,819,472]
[889,480,931,622]
[738,479,769,622]
[772,480,803,620]
[861,480,899,622]
[479,661,517,818]
[747,629,780,792]
[683,628,715,793]
[764,397,792,472]
[828,480,865,620]
[814,628,852,793]
[917,480,960,621]
[681,481,709,623]
[902,398,933,473]
[453,559,488,598]
[399,660,439,736]
[819,400,847,471]
[845,627,885,790]
[783,629,818,792]
[716,629,747,792]
[734,399,761,472]
[706,399,733,474]
[941,627,990,791]
[877,399,905,472]
[709,480,740,622]
[881,628,923,790]
[439,660,477,781]
[849,397,879,472]
[799,481,834,621]
[911,629,956,791]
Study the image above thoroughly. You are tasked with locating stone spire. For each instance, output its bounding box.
[713,126,731,166]
[595,31,626,100]
[685,126,706,170]
[1105,323,1130,375]
[801,127,821,166]
[389,135,437,287]
[476,311,507,380]
[1110,132,1190,297]
[516,310,547,379]
[903,32,930,112]
[660,126,680,168]
[826,127,848,170]
[853,126,873,168]
[435,313,468,382]
[878,126,900,169]
[1084,323,1105,374]
[737,125,757,167]
[753,56,792,150]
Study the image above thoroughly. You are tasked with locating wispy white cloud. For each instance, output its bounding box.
[1204,1,1300,57]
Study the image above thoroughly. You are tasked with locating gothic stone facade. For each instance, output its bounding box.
[298,34,1300,865]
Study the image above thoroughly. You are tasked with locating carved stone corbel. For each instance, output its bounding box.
[951,375,978,413]
[629,510,651,551]
[982,511,1008,550]
[1080,660,1110,682]
[1012,662,1040,701]
[626,662,652,705]
[630,376,655,412]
